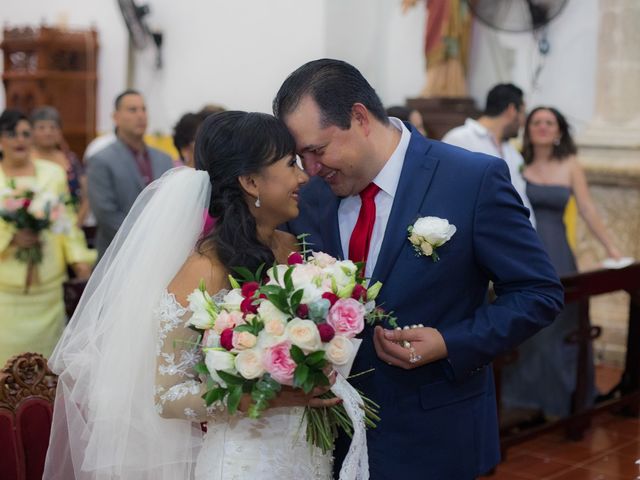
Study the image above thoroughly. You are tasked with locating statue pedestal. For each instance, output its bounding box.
[406,97,479,140]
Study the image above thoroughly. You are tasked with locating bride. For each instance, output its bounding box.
[44,112,342,479]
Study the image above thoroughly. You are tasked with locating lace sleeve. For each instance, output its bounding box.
[154,290,227,422]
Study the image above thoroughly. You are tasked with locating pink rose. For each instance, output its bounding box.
[327,298,365,338]
[214,310,244,334]
[263,341,296,385]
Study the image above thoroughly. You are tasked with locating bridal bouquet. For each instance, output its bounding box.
[0,181,72,290]
[187,243,395,452]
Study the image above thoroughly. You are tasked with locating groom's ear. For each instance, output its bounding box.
[238,174,259,198]
[351,103,371,136]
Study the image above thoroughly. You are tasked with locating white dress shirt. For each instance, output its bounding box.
[338,117,411,279]
[442,118,536,228]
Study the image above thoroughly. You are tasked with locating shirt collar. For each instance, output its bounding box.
[371,117,411,199]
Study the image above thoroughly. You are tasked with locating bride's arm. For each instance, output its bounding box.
[154,254,230,422]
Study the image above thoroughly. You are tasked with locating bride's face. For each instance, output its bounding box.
[254,154,308,222]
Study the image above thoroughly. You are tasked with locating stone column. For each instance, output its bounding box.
[577,0,640,367]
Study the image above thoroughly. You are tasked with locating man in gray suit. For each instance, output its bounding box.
[87,89,173,258]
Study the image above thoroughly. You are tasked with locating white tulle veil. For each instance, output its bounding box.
[44,168,211,479]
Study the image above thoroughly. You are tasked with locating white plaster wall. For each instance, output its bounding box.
[467,0,599,133]
[1,0,599,136]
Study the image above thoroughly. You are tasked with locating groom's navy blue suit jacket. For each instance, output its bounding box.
[285,125,563,479]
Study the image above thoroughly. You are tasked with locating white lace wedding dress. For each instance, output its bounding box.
[154,290,332,479]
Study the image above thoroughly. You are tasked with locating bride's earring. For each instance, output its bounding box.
[255,196,261,208]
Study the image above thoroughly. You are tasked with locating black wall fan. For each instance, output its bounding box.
[117,0,163,77]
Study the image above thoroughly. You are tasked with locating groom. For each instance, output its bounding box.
[275,59,563,479]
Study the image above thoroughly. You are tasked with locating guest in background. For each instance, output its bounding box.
[30,106,90,226]
[386,105,427,136]
[172,112,205,168]
[87,89,173,259]
[0,109,95,365]
[442,83,535,227]
[501,106,622,419]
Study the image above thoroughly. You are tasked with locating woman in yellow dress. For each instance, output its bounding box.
[0,109,96,365]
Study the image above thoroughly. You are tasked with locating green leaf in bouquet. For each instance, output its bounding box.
[271,261,280,283]
[194,361,209,375]
[202,387,226,406]
[311,370,330,387]
[293,364,310,388]
[216,370,245,386]
[301,376,315,394]
[260,284,284,297]
[226,385,243,414]
[231,266,255,283]
[228,275,241,290]
[289,344,306,364]
[283,266,294,292]
[290,288,304,312]
[255,264,265,283]
[305,350,326,368]
[295,233,313,259]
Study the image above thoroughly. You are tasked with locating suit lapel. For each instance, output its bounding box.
[371,134,439,284]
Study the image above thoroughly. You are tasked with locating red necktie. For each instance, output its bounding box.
[348,182,381,271]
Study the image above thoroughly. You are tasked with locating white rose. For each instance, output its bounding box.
[412,217,456,247]
[235,349,265,379]
[266,265,288,286]
[257,331,284,349]
[204,349,236,375]
[220,289,244,311]
[257,299,289,324]
[286,318,322,353]
[310,251,337,268]
[325,336,355,365]
[263,317,287,337]
[232,331,257,350]
[291,264,321,285]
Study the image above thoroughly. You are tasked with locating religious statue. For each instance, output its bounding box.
[403,0,472,97]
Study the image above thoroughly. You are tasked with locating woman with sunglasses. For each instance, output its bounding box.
[0,109,95,366]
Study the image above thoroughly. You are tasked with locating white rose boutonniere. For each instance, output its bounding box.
[408,216,456,262]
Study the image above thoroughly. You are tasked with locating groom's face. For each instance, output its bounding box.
[283,96,369,197]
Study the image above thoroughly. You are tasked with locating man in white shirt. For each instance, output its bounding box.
[442,83,535,227]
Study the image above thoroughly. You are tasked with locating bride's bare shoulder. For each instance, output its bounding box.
[274,230,300,262]
[168,251,228,306]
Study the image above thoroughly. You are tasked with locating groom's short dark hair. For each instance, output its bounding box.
[273,59,389,130]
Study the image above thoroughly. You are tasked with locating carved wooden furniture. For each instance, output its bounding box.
[0,353,57,480]
[497,262,640,451]
[406,96,480,140]
[1,25,99,157]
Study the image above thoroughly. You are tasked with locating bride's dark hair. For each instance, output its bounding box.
[194,111,296,272]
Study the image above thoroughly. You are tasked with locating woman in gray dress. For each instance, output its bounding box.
[502,106,621,418]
